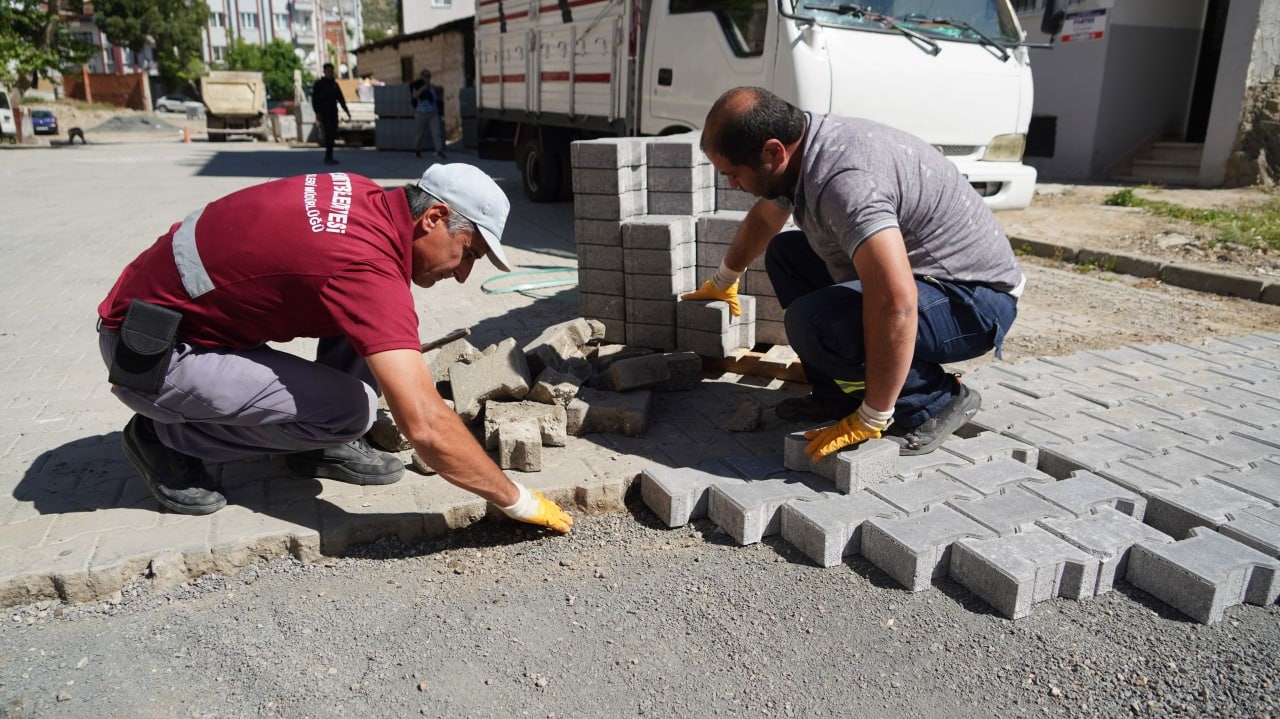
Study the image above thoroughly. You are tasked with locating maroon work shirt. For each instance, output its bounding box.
[98,173,421,357]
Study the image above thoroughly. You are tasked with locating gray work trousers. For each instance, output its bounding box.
[99,330,378,462]
[414,111,443,153]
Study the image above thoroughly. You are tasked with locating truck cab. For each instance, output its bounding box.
[476,0,1051,209]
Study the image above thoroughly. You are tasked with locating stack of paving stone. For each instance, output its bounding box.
[641,333,1280,624]
[371,318,704,472]
[572,134,791,351]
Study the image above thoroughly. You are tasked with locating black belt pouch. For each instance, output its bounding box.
[109,300,182,394]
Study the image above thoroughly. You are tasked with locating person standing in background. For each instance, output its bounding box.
[410,69,446,160]
[312,63,351,166]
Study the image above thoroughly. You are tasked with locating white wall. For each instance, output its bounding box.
[403,0,476,34]
[1199,0,1267,185]
[1021,0,1210,181]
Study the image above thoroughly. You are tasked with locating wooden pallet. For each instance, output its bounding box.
[703,344,808,383]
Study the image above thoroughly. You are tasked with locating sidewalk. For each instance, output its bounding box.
[0,140,1276,624]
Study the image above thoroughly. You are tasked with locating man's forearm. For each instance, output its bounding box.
[723,199,790,272]
[861,300,916,414]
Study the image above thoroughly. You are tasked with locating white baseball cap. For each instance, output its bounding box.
[417,163,512,272]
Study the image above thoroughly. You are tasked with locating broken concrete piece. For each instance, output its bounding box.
[523,318,597,377]
[527,368,586,406]
[725,399,763,432]
[654,351,702,392]
[426,337,482,382]
[367,408,412,452]
[498,422,542,472]
[449,338,533,423]
[590,344,655,374]
[409,452,437,475]
[483,400,568,449]
[566,387,652,436]
[601,353,671,391]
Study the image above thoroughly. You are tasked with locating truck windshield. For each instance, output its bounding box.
[790,0,1020,46]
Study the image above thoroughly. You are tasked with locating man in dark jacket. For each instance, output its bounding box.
[311,63,352,165]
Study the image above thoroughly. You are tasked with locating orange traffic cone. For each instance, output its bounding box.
[183,127,191,143]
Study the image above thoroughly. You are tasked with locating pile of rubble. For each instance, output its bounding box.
[370,317,706,472]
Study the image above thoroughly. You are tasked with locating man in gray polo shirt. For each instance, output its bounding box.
[684,87,1023,458]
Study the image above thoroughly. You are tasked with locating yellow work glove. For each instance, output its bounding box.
[499,482,573,533]
[681,279,741,317]
[803,403,893,461]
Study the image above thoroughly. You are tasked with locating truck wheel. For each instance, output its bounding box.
[517,138,561,203]
[209,134,226,143]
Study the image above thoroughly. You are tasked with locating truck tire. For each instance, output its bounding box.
[517,137,561,203]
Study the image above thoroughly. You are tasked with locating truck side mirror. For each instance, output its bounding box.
[1041,0,1065,36]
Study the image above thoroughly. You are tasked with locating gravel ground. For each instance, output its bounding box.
[1,509,1276,719]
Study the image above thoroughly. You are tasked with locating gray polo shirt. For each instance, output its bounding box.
[779,113,1025,295]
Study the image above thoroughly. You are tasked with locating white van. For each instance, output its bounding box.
[0,88,16,141]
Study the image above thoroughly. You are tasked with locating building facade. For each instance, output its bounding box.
[1017,0,1279,186]
[403,0,475,34]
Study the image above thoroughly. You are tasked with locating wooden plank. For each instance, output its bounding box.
[702,345,807,383]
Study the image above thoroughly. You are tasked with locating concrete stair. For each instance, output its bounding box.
[1114,141,1204,186]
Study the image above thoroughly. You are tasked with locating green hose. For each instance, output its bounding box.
[480,267,579,300]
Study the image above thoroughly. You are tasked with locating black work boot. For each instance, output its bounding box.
[121,415,227,515]
[286,436,405,485]
[775,393,860,423]
[886,378,981,456]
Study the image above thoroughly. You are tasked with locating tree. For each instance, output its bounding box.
[0,2,93,94]
[95,0,210,90]
[223,38,309,102]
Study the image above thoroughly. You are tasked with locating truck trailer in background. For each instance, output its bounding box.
[476,0,1064,208]
[201,71,270,142]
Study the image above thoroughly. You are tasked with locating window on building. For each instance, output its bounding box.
[211,46,226,62]
[275,13,290,28]
[240,12,259,28]
[210,11,226,27]
[669,0,767,57]
[432,0,452,7]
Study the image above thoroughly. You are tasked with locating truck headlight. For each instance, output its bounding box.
[982,134,1026,162]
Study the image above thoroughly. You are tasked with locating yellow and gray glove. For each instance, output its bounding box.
[499,482,574,533]
[680,261,743,317]
[803,402,894,461]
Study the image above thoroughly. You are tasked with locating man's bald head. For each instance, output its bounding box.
[701,86,806,169]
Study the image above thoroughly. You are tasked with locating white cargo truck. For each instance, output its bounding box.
[476,0,1063,207]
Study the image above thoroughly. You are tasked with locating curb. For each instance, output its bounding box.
[1008,234,1279,305]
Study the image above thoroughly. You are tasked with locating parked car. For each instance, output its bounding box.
[154,94,192,113]
[267,100,295,116]
[30,109,58,135]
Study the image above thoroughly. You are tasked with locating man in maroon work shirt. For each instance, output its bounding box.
[97,163,572,533]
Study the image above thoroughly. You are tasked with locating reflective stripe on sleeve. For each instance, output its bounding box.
[171,207,215,298]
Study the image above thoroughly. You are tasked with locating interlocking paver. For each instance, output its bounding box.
[1127,528,1280,624]
[938,457,1053,496]
[640,465,744,527]
[1023,471,1147,518]
[950,525,1099,619]
[1144,479,1275,539]
[946,487,1071,536]
[861,505,995,591]
[779,491,900,567]
[1039,507,1173,594]
[707,474,828,545]
[1209,460,1280,504]
[1218,506,1280,558]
